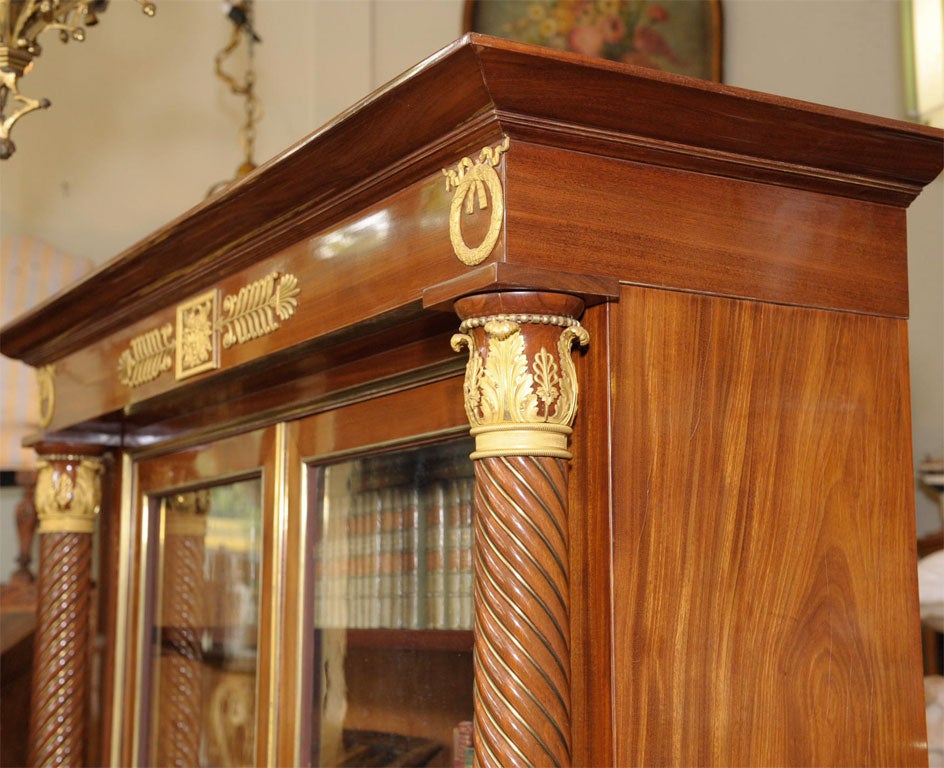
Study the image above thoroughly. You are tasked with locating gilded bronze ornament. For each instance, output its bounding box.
[36,363,55,428]
[0,0,156,159]
[118,322,175,388]
[116,271,300,386]
[451,310,589,459]
[443,138,510,266]
[34,453,104,535]
[177,290,220,380]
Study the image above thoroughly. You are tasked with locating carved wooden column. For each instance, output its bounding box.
[156,490,209,767]
[29,446,104,768]
[451,291,589,768]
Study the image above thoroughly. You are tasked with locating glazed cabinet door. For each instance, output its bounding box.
[117,376,477,767]
[286,375,475,768]
[122,427,280,767]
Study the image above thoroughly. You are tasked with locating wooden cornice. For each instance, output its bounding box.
[2,33,941,366]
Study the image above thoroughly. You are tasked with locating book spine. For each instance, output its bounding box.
[401,486,422,630]
[391,487,406,629]
[368,487,383,628]
[350,490,365,629]
[426,483,446,629]
[331,490,349,629]
[444,480,462,629]
[380,487,396,628]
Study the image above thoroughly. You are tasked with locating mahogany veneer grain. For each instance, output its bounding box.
[611,285,926,766]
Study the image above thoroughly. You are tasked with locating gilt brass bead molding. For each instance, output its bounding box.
[458,313,582,333]
[451,297,589,460]
[443,137,510,266]
[34,454,104,534]
[117,271,300,387]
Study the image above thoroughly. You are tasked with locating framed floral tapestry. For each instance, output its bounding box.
[463,0,723,82]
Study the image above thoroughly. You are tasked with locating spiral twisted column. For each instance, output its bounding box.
[155,490,209,768]
[451,292,589,768]
[29,446,105,768]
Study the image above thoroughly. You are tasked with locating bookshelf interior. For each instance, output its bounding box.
[309,434,476,767]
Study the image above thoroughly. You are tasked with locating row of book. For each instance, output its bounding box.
[313,441,475,630]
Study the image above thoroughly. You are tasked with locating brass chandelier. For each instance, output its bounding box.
[0,0,155,159]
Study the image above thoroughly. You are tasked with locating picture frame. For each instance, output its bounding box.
[901,0,943,128]
[463,0,723,82]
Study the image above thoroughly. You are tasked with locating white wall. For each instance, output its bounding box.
[1,0,941,549]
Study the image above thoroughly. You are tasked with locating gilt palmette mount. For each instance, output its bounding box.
[451,310,589,459]
[117,271,299,387]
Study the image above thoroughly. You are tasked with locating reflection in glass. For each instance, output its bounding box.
[309,438,475,768]
[150,477,262,768]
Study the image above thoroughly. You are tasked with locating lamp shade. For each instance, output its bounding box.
[0,236,94,470]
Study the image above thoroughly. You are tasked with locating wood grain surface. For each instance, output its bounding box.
[566,301,614,768]
[505,141,911,318]
[610,285,926,766]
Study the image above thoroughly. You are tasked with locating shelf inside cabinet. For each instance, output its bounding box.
[345,628,473,653]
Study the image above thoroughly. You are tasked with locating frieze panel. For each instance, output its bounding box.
[117,272,300,388]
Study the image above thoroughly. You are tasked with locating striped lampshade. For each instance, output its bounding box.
[1,236,95,470]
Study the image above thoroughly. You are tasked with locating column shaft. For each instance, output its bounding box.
[473,455,571,768]
[452,291,588,768]
[28,448,104,768]
[30,532,93,767]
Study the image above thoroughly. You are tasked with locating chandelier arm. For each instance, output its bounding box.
[0,71,50,158]
[0,0,156,159]
[10,0,40,42]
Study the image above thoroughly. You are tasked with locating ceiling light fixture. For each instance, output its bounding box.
[0,0,156,160]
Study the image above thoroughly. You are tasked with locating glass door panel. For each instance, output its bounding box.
[150,477,262,768]
[133,427,273,768]
[295,376,476,768]
[314,440,473,632]
[309,438,475,768]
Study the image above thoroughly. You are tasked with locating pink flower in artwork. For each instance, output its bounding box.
[647,5,670,22]
[633,24,681,64]
[600,14,626,45]
[568,22,605,57]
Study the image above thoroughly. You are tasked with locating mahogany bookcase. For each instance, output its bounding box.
[2,34,942,768]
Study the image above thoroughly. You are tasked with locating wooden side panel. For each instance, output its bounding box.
[568,301,615,767]
[611,285,926,766]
